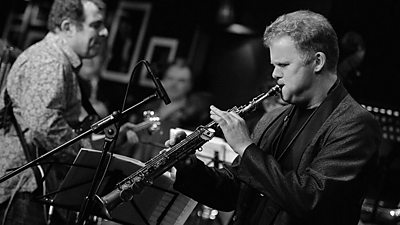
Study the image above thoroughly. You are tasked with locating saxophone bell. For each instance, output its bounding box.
[93,190,120,219]
[93,183,144,219]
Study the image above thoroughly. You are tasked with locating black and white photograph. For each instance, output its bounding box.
[0,0,399,225]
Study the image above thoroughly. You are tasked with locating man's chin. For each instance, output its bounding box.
[280,89,288,102]
[85,45,103,58]
[280,93,293,105]
[82,51,99,59]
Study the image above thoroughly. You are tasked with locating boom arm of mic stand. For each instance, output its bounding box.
[0,93,159,184]
[0,92,161,225]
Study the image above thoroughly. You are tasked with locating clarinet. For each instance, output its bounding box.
[93,85,281,219]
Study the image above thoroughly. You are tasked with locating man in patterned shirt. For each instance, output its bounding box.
[0,0,137,224]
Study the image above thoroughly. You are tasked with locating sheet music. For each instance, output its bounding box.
[52,148,197,225]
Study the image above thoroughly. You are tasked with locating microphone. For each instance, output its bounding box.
[144,60,171,105]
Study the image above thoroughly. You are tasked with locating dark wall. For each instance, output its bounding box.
[329,0,400,108]
[198,32,272,109]
[196,0,400,109]
[1,0,399,111]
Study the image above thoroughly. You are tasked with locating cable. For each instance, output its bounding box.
[121,60,146,112]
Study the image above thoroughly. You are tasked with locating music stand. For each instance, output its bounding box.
[51,148,196,225]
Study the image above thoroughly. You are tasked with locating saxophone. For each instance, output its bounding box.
[93,85,281,219]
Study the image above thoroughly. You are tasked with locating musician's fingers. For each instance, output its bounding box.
[120,122,137,132]
[165,139,173,147]
[229,111,244,120]
[210,105,224,116]
[170,167,177,181]
[126,130,139,145]
[210,105,238,126]
[165,130,187,147]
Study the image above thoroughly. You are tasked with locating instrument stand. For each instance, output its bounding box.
[76,112,120,225]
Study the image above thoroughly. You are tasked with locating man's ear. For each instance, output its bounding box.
[314,52,326,73]
[60,19,74,34]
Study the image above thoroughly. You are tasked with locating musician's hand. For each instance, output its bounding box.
[125,130,139,145]
[165,130,195,172]
[165,130,187,147]
[210,105,253,157]
[117,122,139,146]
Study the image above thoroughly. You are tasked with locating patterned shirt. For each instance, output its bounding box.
[0,32,91,203]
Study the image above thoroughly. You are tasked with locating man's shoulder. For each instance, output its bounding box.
[328,95,381,133]
[12,37,65,71]
[337,95,375,120]
[23,38,59,58]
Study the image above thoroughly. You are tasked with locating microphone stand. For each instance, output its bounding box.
[77,61,168,224]
[0,92,160,224]
[75,96,156,225]
[0,59,170,224]
[76,109,121,225]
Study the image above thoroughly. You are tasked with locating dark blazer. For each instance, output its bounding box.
[174,82,381,225]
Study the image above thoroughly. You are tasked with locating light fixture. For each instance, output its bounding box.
[216,0,235,26]
[226,23,254,35]
[216,0,256,35]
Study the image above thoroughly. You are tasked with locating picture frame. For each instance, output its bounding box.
[102,1,152,83]
[29,2,51,27]
[1,1,50,49]
[139,36,179,87]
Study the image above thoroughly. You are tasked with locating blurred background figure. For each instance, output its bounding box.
[77,42,145,156]
[78,41,110,119]
[126,58,212,162]
[0,0,109,224]
[338,31,366,100]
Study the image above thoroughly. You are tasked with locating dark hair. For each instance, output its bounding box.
[263,10,339,72]
[47,0,105,32]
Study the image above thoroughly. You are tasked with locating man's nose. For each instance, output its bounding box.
[271,67,280,79]
[100,27,108,37]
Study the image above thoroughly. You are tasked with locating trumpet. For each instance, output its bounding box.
[93,85,282,219]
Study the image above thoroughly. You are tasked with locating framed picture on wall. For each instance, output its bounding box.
[29,2,51,27]
[139,36,179,87]
[1,1,50,49]
[102,1,152,83]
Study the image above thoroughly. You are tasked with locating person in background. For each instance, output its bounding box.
[78,41,110,119]
[169,10,381,225]
[127,58,211,162]
[0,0,136,224]
[337,31,366,100]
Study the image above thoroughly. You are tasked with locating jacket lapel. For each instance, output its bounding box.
[279,79,348,166]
